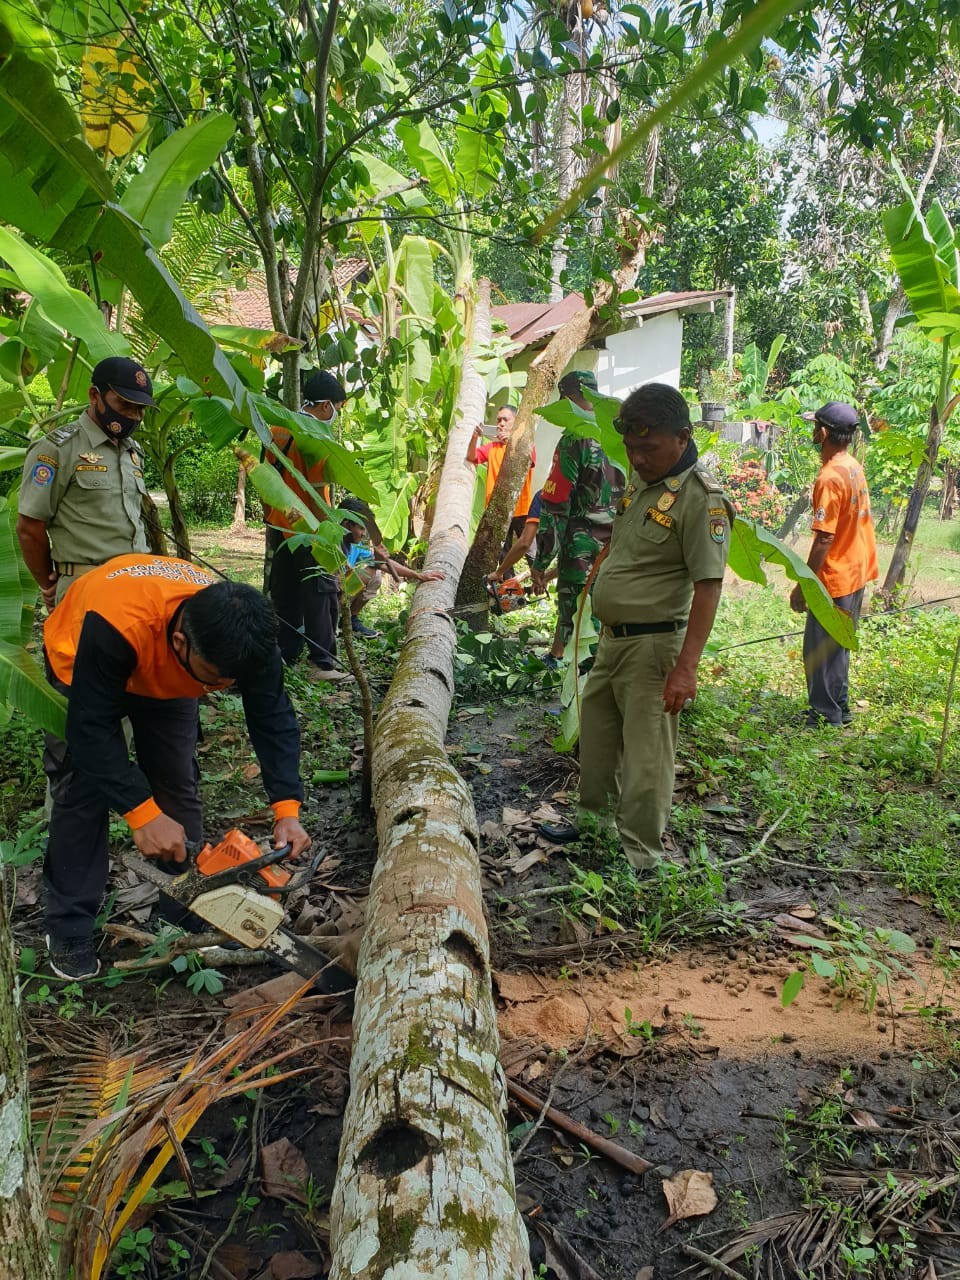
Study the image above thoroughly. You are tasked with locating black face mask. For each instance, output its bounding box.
[93,397,140,441]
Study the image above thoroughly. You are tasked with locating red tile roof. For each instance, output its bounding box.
[206,260,370,332]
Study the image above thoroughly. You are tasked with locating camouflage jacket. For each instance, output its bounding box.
[532,433,625,572]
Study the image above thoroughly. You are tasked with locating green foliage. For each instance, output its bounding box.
[454,624,559,699]
[867,329,948,502]
[781,918,917,1013]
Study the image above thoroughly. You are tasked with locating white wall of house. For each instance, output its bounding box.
[507,311,685,489]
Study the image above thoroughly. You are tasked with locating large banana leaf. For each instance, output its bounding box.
[0,640,66,736]
[727,518,858,649]
[883,199,960,323]
[208,324,302,356]
[0,3,111,249]
[396,235,434,394]
[120,114,235,248]
[453,29,509,202]
[395,117,457,204]
[80,34,151,159]
[0,227,127,362]
[0,495,32,644]
[0,5,271,450]
[536,393,629,476]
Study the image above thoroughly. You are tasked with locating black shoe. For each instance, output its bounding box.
[46,933,100,981]
[538,821,579,843]
[540,654,561,671]
[352,618,381,638]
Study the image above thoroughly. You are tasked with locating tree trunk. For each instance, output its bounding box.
[940,459,957,520]
[140,490,166,555]
[776,492,810,542]
[723,285,735,371]
[229,462,247,534]
[458,227,651,605]
[874,286,905,371]
[0,874,55,1280]
[549,25,584,302]
[329,283,532,1278]
[162,458,191,559]
[882,401,944,596]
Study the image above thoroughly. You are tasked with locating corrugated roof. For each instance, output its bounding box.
[491,288,733,352]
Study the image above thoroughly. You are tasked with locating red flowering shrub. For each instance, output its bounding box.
[715,457,789,530]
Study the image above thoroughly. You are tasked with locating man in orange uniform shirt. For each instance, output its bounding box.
[466,405,536,552]
[790,402,879,727]
[42,555,309,979]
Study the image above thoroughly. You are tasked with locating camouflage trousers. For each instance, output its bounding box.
[555,527,608,644]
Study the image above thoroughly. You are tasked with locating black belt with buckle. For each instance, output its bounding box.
[54,561,100,575]
[603,620,687,638]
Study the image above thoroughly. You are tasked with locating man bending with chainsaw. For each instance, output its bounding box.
[42,554,310,980]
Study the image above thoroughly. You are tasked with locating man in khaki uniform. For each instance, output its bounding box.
[541,383,733,870]
[17,357,154,606]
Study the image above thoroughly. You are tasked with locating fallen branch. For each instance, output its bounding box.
[681,1242,749,1280]
[112,946,273,973]
[507,1079,652,1175]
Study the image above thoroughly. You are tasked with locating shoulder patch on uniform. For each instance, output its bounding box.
[35,454,57,467]
[31,461,56,487]
[708,506,727,517]
[710,517,727,543]
[692,468,724,493]
[49,422,81,446]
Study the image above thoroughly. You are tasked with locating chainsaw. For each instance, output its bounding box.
[124,828,354,995]
[483,574,533,616]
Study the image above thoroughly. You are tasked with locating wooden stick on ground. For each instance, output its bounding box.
[507,1079,653,1175]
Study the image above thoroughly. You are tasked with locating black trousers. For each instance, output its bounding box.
[266,527,339,668]
[802,587,864,726]
[43,688,202,939]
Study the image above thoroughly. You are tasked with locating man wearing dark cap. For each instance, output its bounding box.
[17,356,155,606]
[530,369,624,668]
[790,402,878,727]
[261,370,361,681]
[541,383,733,872]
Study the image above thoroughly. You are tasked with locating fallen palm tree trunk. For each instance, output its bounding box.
[328,280,533,1279]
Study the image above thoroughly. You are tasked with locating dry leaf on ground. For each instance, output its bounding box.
[254,1251,321,1280]
[659,1168,718,1231]
[216,1242,257,1280]
[261,1137,310,1201]
[850,1109,881,1129]
[635,1269,655,1280]
[530,1218,604,1279]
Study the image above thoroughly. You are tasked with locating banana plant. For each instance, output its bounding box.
[880,180,960,593]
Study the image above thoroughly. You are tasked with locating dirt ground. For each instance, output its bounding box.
[13,678,960,1280]
[11,524,960,1278]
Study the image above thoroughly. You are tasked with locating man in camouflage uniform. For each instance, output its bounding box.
[541,383,734,872]
[17,357,154,606]
[530,370,624,667]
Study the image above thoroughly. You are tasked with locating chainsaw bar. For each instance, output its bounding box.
[263,927,355,995]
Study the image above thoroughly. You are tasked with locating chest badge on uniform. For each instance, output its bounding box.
[78,451,103,464]
[710,518,727,543]
[665,476,682,492]
[618,483,637,514]
[646,506,674,529]
[657,492,676,512]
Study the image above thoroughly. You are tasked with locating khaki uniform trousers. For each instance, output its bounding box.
[578,629,683,869]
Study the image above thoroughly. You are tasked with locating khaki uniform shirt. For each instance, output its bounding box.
[19,411,149,600]
[592,462,734,626]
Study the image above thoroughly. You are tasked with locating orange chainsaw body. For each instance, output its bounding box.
[195,828,290,892]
